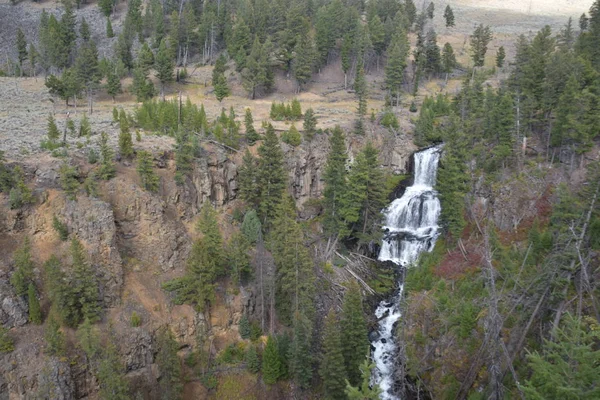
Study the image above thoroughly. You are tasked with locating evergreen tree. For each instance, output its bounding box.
[244,108,260,145]
[271,197,314,323]
[441,43,457,77]
[293,31,316,91]
[28,283,42,324]
[521,313,600,399]
[131,65,155,102]
[385,33,409,106]
[242,37,273,99]
[106,66,122,102]
[227,231,251,286]
[60,1,77,66]
[136,150,159,192]
[155,39,173,99]
[496,46,506,68]
[444,5,455,28]
[59,163,79,200]
[156,328,183,400]
[289,311,313,388]
[9,166,33,209]
[16,28,27,75]
[118,109,134,158]
[246,345,261,373]
[241,209,262,244]
[75,41,101,113]
[426,2,435,19]
[98,132,116,180]
[0,326,14,353]
[580,13,589,31]
[303,108,317,138]
[470,24,493,67]
[282,125,301,146]
[70,237,101,323]
[213,73,230,102]
[47,114,60,143]
[10,238,34,296]
[99,0,114,17]
[322,126,348,237]
[354,65,367,133]
[345,360,382,399]
[320,309,347,400]
[341,34,352,89]
[404,0,417,27]
[262,335,281,384]
[106,17,114,38]
[45,315,65,356]
[97,340,130,400]
[239,314,251,339]
[137,42,155,75]
[80,17,91,42]
[424,29,441,75]
[339,143,386,242]
[174,130,194,184]
[28,43,37,76]
[79,113,91,137]
[76,318,100,359]
[341,281,369,385]
[256,125,286,226]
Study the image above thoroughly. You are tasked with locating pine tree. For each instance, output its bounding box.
[98,132,116,180]
[16,28,28,75]
[118,109,134,158]
[341,34,352,89]
[70,237,101,323]
[76,318,100,359]
[239,314,251,339]
[322,126,347,237]
[424,29,441,75]
[99,0,114,17]
[60,1,77,66]
[303,108,317,138]
[136,151,159,192]
[345,360,382,399]
[97,340,130,400]
[354,65,367,133]
[214,73,230,102]
[270,197,314,323]
[262,335,281,384]
[496,46,506,68]
[0,326,14,353]
[155,38,174,100]
[405,0,417,27]
[28,283,42,324]
[282,125,301,146]
[47,114,60,142]
[242,37,273,99]
[28,43,37,76]
[79,113,91,137]
[521,313,600,399]
[10,238,34,296]
[293,31,315,91]
[470,24,493,67]
[227,231,251,285]
[341,281,369,385]
[241,209,262,244]
[174,130,194,184]
[131,65,155,102]
[59,164,79,200]
[320,309,347,400]
[9,166,33,209]
[442,43,457,77]
[106,66,122,102]
[444,5,455,28]
[246,345,261,373]
[339,143,386,242]
[426,2,435,19]
[45,315,65,355]
[106,17,114,38]
[137,42,155,75]
[244,108,260,145]
[256,124,286,226]
[289,311,313,388]
[80,17,91,42]
[156,328,183,400]
[75,41,101,113]
[385,32,409,106]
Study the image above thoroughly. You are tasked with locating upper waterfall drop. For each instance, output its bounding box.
[371,145,443,400]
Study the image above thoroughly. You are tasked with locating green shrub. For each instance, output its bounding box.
[281,125,301,146]
[52,215,69,241]
[130,311,142,327]
[0,327,14,353]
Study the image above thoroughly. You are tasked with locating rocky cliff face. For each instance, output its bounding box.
[0,126,417,399]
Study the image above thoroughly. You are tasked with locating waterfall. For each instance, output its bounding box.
[371,145,443,400]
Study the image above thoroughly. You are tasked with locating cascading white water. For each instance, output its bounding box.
[371,145,443,400]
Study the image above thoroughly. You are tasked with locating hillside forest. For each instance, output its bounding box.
[0,0,600,399]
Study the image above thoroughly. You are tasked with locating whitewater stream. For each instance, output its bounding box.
[371,145,443,399]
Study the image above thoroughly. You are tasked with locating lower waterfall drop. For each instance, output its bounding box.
[371,145,443,400]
